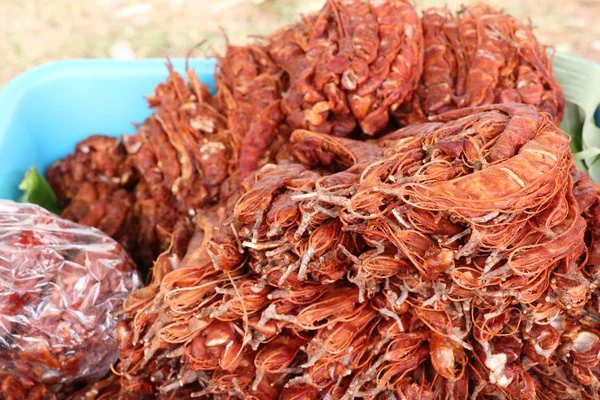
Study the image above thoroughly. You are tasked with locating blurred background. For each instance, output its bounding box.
[1,0,600,86]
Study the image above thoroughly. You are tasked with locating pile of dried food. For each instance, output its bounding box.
[4,1,600,399]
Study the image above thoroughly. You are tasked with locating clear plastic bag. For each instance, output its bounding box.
[0,200,141,394]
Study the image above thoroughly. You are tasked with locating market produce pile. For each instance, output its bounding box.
[396,4,564,125]
[6,1,600,399]
[110,106,600,399]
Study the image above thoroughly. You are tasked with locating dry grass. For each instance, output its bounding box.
[1,0,599,86]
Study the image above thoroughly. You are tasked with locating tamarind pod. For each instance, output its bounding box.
[239,90,284,175]
[307,357,352,390]
[377,122,444,147]
[401,118,570,218]
[405,209,462,236]
[429,333,468,381]
[265,192,301,236]
[455,9,508,108]
[296,285,363,330]
[419,9,455,114]
[572,168,598,213]
[234,164,306,225]
[376,345,430,388]
[186,320,243,372]
[509,209,585,278]
[564,329,600,369]
[317,307,379,355]
[523,324,561,366]
[209,353,256,394]
[430,103,541,163]
[515,33,565,123]
[247,373,288,399]
[472,309,507,344]
[550,271,591,311]
[515,65,544,106]
[359,251,414,280]
[247,315,287,344]
[359,0,422,135]
[502,364,537,399]
[254,333,307,374]
[218,278,272,320]
[327,0,378,85]
[290,129,383,170]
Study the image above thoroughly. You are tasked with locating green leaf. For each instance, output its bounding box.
[554,52,600,181]
[18,167,61,214]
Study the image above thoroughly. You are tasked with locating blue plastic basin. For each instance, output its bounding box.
[0,58,216,200]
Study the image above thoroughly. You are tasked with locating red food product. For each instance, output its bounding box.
[47,135,137,209]
[0,201,141,399]
[216,44,285,175]
[46,135,143,263]
[114,104,600,399]
[47,67,228,267]
[396,5,565,125]
[269,0,423,137]
[214,0,423,176]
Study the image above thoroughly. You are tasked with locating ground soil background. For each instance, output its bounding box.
[1,0,599,85]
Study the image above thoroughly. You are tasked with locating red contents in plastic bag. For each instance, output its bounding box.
[0,201,141,398]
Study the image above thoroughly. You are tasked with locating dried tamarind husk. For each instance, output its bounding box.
[396,5,565,125]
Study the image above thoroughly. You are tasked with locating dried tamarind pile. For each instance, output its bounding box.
[36,1,593,399]
[112,104,600,399]
[396,5,565,125]
[126,65,232,212]
[216,0,424,175]
[46,135,140,254]
[47,66,232,266]
[50,0,425,265]
[269,0,423,137]
[344,104,596,398]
